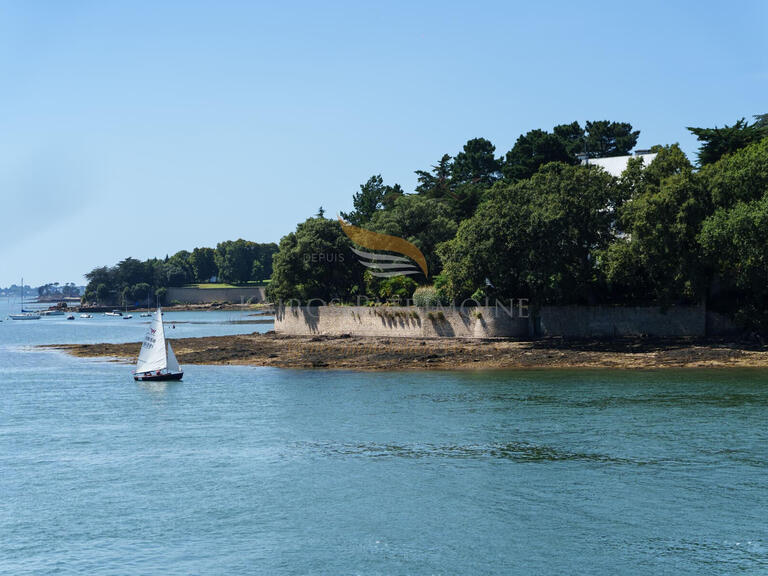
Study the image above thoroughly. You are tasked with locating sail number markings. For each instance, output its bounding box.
[142,327,158,349]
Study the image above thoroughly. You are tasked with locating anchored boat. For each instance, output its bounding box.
[133,308,183,381]
[8,277,40,320]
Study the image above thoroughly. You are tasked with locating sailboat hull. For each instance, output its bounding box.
[133,371,183,382]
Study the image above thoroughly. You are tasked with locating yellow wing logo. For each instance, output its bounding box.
[338,217,428,278]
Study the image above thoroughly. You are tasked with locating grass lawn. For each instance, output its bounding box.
[182,282,268,289]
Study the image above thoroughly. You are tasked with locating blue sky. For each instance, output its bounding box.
[0,0,765,286]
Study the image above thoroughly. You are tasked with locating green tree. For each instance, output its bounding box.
[439,162,617,303]
[95,283,110,303]
[340,175,403,226]
[700,196,768,328]
[116,257,147,288]
[688,115,768,165]
[267,217,364,302]
[553,121,586,156]
[367,195,458,278]
[601,144,704,304]
[255,243,278,280]
[167,251,193,283]
[189,247,217,282]
[446,181,489,223]
[215,239,259,284]
[699,136,768,209]
[415,154,453,199]
[696,136,768,327]
[451,138,501,185]
[584,120,640,158]
[502,129,572,181]
[376,276,417,302]
[161,263,189,287]
[62,283,79,297]
[131,282,151,303]
[251,259,264,282]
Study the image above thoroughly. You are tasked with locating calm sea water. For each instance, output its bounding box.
[1,304,768,574]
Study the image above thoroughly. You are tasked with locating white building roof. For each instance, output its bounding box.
[585,152,657,177]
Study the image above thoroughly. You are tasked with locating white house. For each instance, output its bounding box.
[582,150,657,177]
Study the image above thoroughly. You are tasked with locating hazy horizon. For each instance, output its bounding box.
[1,0,765,286]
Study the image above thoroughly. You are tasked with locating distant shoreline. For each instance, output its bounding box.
[41,333,768,371]
[75,303,274,313]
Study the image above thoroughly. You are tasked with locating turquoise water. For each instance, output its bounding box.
[1,309,768,574]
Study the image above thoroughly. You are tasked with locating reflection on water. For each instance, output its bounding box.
[137,380,183,396]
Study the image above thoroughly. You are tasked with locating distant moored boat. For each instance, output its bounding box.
[8,277,40,320]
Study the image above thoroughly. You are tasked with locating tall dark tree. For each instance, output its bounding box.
[687,115,768,165]
[553,121,586,156]
[451,138,501,185]
[502,129,573,181]
[584,120,640,158]
[116,257,147,288]
[189,247,217,282]
[340,175,402,226]
[415,154,453,199]
[252,243,278,281]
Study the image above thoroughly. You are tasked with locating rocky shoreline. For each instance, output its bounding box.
[42,332,768,370]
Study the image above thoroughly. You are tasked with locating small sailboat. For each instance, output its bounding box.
[8,277,41,320]
[66,314,75,320]
[122,300,132,319]
[140,292,152,316]
[133,308,183,381]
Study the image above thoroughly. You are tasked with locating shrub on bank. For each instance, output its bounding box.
[413,286,441,307]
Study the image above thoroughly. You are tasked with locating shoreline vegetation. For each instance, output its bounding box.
[78,119,768,337]
[44,333,768,370]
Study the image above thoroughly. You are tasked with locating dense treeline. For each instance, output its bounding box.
[83,240,277,305]
[38,283,81,298]
[267,115,768,330]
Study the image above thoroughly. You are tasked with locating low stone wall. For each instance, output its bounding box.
[275,306,529,338]
[538,305,707,338]
[166,286,266,304]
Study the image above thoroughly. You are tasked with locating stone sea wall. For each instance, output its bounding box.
[537,304,707,338]
[276,304,721,339]
[275,306,529,339]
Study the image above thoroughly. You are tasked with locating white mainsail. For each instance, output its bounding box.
[136,308,167,374]
[166,342,181,373]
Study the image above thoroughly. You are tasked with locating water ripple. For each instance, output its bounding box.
[297,441,639,464]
